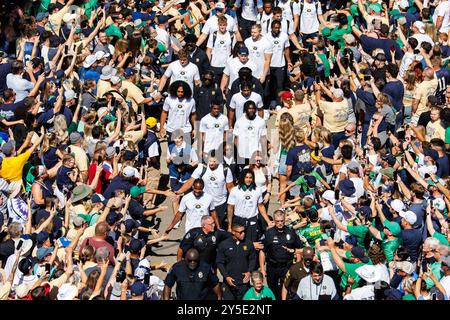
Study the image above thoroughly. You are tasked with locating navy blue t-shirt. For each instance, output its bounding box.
[383,80,404,112]
[321,145,335,174]
[0,62,12,96]
[103,176,134,199]
[360,35,404,61]
[43,147,59,169]
[436,155,450,178]
[401,228,422,262]
[0,99,25,121]
[356,88,377,123]
[286,145,311,181]
[128,199,145,221]
[435,68,450,104]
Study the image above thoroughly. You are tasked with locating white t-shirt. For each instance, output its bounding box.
[256,12,273,35]
[236,0,263,21]
[374,264,390,283]
[155,26,169,47]
[191,164,234,206]
[399,51,419,78]
[274,0,299,23]
[228,186,263,219]
[207,31,234,68]
[244,35,273,78]
[6,74,34,102]
[230,91,264,120]
[266,32,290,67]
[300,1,322,34]
[199,113,229,153]
[412,33,434,47]
[440,275,450,296]
[202,14,238,35]
[179,191,215,234]
[344,285,375,300]
[350,177,365,200]
[163,96,196,133]
[223,57,257,89]
[433,0,450,33]
[233,115,267,159]
[164,61,200,91]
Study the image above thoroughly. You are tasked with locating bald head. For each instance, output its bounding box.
[303,247,315,259]
[186,248,199,261]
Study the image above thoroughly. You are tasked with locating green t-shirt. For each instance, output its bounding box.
[445,127,450,144]
[298,223,323,246]
[81,0,98,19]
[433,231,449,246]
[326,16,354,48]
[38,0,51,14]
[105,24,123,39]
[403,293,416,300]
[425,262,443,289]
[243,286,276,300]
[347,225,369,248]
[340,261,371,289]
[380,232,402,262]
[317,53,331,78]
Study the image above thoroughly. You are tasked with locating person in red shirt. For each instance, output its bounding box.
[79,221,116,265]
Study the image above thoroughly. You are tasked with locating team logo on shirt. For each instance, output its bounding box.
[220,40,225,44]
[210,176,216,181]
[307,9,311,12]
[248,126,254,131]
[211,236,216,243]
[180,71,186,75]
[253,47,257,50]
[177,105,183,109]
[286,234,291,240]
[195,204,201,209]
[198,271,203,278]
[274,40,279,44]
[245,195,251,200]
[243,245,248,251]
[214,124,220,128]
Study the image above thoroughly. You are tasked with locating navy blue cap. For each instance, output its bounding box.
[157,15,169,24]
[305,175,317,187]
[129,238,144,253]
[106,211,123,226]
[125,219,140,233]
[384,288,402,300]
[351,246,369,263]
[357,206,372,220]
[338,179,356,197]
[92,193,107,205]
[123,68,136,78]
[424,149,439,162]
[302,163,313,174]
[238,46,249,55]
[130,281,147,296]
[37,231,50,244]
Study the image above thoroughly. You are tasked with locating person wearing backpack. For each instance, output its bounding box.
[233,0,263,40]
[206,16,235,84]
[298,0,329,46]
[174,151,234,230]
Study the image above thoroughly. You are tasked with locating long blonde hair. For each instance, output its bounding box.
[278,113,295,151]
[54,114,68,143]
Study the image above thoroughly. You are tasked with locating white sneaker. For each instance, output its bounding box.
[173,221,181,229]
[264,110,270,121]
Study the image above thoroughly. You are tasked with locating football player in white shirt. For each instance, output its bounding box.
[156,49,201,96]
[229,82,264,127]
[233,101,267,162]
[206,15,235,81]
[196,1,242,47]
[220,46,257,95]
[273,0,300,30]
[270,7,303,51]
[160,80,197,140]
[233,0,263,40]
[266,20,292,104]
[227,168,273,241]
[256,0,274,35]
[199,100,230,155]
[165,179,220,234]
[244,24,273,83]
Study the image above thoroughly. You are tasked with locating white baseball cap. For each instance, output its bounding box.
[355,265,381,283]
[64,89,77,101]
[122,166,135,178]
[390,199,405,213]
[95,50,110,61]
[110,75,121,85]
[83,54,96,68]
[322,190,336,205]
[399,210,417,225]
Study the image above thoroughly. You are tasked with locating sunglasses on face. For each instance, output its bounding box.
[233,230,245,234]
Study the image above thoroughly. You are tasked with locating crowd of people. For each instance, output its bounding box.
[0,0,449,301]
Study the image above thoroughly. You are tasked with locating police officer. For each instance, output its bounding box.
[178,215,231,266]
[260,210,302,300]
[216,223,257,300]
[163,248,223,300]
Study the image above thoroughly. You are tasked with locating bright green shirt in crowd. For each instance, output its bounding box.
[433,231,449,246]
[425,262,443,289]
[298,223,323,247]
[380,231,402,263]
[403,293,416,300]
[81,0,98,19]
[243,286,276,300]
[38,0,51,14]
[347,225,369,248]
[105,24,123,39]
[340,252,373,290]
[325,16,354,48]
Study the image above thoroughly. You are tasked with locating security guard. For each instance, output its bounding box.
[178,215,231,266]
[282,247,316,300]
[260,210,302,300]
[216,223,257,300]
[163,248,223,300]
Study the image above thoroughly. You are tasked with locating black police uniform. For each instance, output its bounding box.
[262,226,302,300]
[189,47,211,77]
[216,237,256,300]
[164,260,219,300]
[180,228,231,266]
